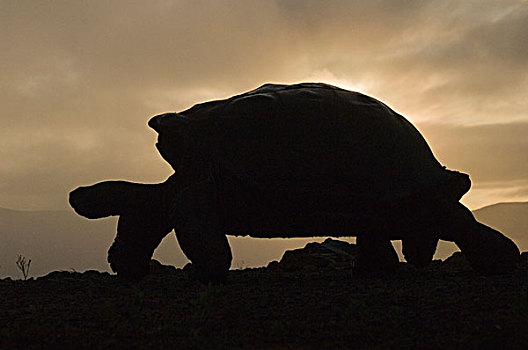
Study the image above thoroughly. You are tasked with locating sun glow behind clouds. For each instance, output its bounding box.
[302,69,371,94]
[1,0,527,211]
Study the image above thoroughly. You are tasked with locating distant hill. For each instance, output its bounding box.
[0,208,186,279]
[1,202,526,279]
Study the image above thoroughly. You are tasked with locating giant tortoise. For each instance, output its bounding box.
[69,82,520,282]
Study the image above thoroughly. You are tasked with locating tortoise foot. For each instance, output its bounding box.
[108,239,151,282]
[402,234,439,268]
[356,236,399,276]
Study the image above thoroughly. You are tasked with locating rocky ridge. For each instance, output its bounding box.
[2,240,527,349]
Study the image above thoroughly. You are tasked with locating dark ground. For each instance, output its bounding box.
[1,253,527,349]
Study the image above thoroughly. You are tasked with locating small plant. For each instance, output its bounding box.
[16,255,32,280]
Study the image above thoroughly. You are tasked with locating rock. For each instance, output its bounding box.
[266,260,280,269]
[519,251,528,267]
[278,238,357,271]
[148,259,177,275]
[443,251,472,270]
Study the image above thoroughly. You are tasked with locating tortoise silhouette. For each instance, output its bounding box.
[69,83,520,282]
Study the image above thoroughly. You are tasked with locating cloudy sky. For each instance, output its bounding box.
[1,0,527,211]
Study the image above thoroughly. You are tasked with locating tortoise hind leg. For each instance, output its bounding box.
[108,212,172,281]
[106,177,178,281]
[70,176,179,281]
[439,202,520,275]
[356,235,399,275]
[69,179,174,219]
[172,179,232,284]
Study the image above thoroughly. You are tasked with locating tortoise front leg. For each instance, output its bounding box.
[402,233,439,268]
[439,202,520,275]
[356,235,399,275]
[172,179,232,283]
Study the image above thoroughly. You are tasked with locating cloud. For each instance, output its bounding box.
[1,0,527,210]
[418,120,528,208]
[418,121,528,183]
[3,1,527,106]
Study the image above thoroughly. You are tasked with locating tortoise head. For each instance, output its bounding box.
[461,222,520,275]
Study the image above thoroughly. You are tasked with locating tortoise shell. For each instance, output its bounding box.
[149,83,467,204]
